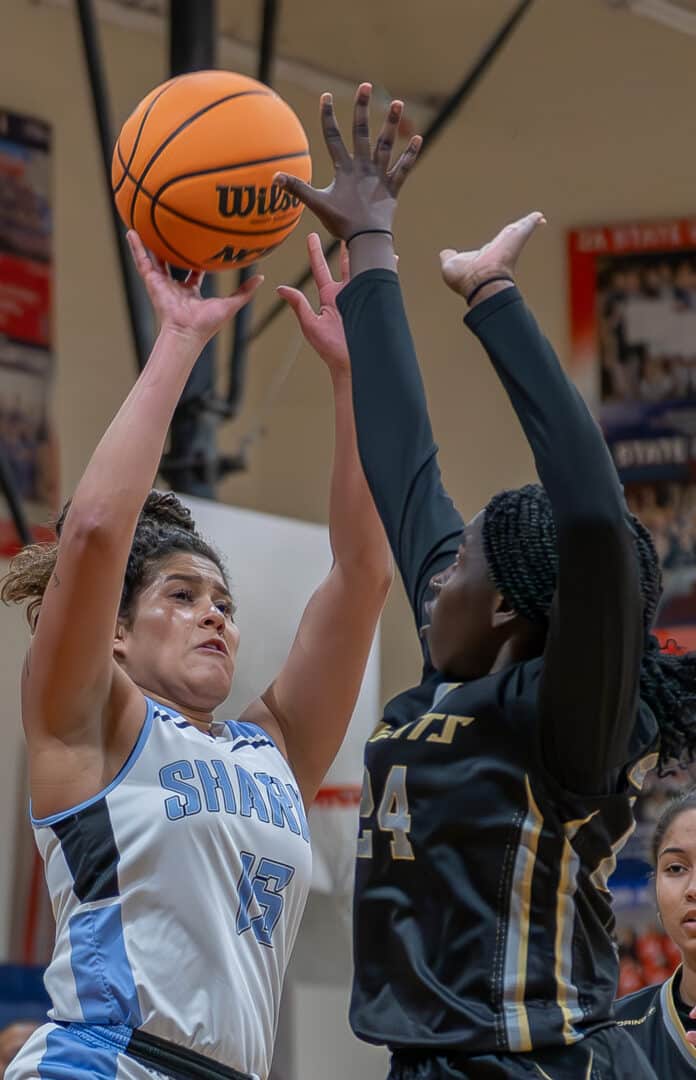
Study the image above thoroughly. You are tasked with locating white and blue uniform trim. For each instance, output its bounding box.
[8,697,312,1080]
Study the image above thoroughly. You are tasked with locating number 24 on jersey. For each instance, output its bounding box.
[357,765,414,861]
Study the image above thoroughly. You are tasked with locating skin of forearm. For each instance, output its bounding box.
[348,234,397,277]
[328,368,392,580]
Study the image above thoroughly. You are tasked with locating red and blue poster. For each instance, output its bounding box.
[569,219,696,992]
[0,109,57,554]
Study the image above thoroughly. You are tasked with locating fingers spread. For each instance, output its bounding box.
[126,230,152,275]
[320,92,351,169]
[277,285,315,327]
[352,82,372,161]
[184,268,205,290]
[373,100,403,171]
[235,274,264,299]
[307,232,333,292]
[387,134,423,194]
[492,211,546,262]
[509,211,546,238]
[153,252,169,275]
[274,171,321,213]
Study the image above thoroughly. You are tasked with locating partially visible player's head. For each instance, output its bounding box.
[425,510,545,680]
[427,482,696,772]
[0,1021,40,1077]
[652,788,696,970]
[1,491,238,713]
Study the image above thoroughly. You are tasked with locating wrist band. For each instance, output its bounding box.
[346,228,394,246]
[465,275,515,305]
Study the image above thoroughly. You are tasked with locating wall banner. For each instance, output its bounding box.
[0,109,58,554]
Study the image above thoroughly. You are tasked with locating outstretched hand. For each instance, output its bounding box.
[277,233,350,378]
[439,212,546,304]
[127,230,264,345]
[273,83,422,242]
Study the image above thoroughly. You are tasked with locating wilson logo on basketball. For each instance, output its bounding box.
[209,242,280,264]
[216,184,302,219]
[111,69,312,272]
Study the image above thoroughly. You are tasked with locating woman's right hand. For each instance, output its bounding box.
[127,230,264,346]
[274,83,422,242]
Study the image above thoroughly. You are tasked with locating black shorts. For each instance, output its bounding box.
[388,1025,658,1079]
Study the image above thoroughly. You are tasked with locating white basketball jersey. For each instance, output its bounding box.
[32,697,312,1080]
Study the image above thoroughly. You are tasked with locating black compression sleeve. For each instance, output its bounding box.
[465,287,643,792]
[337,270,464,655]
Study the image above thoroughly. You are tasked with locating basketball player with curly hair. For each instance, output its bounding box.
[1,235,392,1080]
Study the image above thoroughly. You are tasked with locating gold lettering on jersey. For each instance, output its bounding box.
[368,721,393,741]
[426,714,475,744]
[368,713,475,743]
[406,716,436,740]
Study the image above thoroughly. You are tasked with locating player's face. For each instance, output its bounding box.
[425,513,503,679]
[656,808,696,964]
[114,552,239,713]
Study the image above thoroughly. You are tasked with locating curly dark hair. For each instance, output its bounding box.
[482,483,696,774]
[1,490,228,630]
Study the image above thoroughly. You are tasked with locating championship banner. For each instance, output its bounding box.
[0,109,58,554]
[569,218,696,993]
[569,218,696,649]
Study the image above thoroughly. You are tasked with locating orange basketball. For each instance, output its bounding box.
[112,70,312,272]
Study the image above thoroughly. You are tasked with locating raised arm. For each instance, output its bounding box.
[337,271,464,640]
[241,235,393,805]
[441,217,644,792]
[275,85,463,645]
[22,235,262,817]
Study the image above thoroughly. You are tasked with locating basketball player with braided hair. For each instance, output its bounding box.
[272,81,696,1077]
[1,232,392,1080]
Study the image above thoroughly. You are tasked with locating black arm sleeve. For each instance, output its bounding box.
[336,270,464,661]
[464,287,644,792]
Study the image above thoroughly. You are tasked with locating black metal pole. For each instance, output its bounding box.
[75,0,151,373]
[0,450,33,547]
[248,0,535,343]
[169,0,217,74]
[160,0,219,497]
[226,0,280,414]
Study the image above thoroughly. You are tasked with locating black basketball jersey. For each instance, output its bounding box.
[336,274,659,1056]
[353,668,656,1054]
[616,969,696,1075]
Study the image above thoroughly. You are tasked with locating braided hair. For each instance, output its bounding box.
[1,490,228,630]
[482,483,696,774]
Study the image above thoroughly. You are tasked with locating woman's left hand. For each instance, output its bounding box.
[277,233,350,378]
[439,212,546,305]
[127,230,264,346]
[274,83,422,242]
